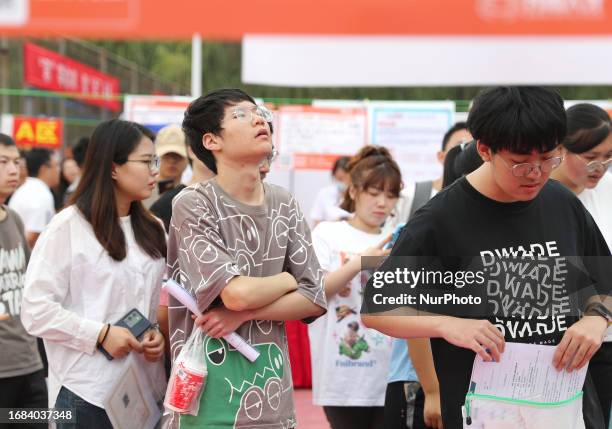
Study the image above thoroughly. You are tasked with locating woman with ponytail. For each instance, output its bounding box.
[21,119,167,428]
[551,103,612,428]
[309,145,402,429]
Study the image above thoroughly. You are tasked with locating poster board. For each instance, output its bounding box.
[275,106,367,170]
[368,101,455,183]
[123,95,193,132]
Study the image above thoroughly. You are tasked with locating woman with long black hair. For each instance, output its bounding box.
[21,119,167,428]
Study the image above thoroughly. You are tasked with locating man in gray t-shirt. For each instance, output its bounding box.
[0,133,47,412]
[166,89,326,429]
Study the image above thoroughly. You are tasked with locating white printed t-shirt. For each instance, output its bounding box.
[309,220,393,406]
[9,177,55,233]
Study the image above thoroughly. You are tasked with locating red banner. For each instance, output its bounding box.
[13,116,63,149]
[23,43,120,112]
[1,0,612,39]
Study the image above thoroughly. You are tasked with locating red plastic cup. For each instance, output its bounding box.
[166,360,207,413]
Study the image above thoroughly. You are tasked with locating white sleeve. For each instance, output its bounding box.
[20,218,104,354]
[311,223,334,272]
[9,198,53,233]
[309,189,326,223]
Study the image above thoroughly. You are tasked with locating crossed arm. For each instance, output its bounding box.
[194,278,324,337]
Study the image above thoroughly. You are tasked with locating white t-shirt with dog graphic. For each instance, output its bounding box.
[309,220,393,406]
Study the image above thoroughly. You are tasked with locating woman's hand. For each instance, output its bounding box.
[355,235,392,271]
[141,329,165,362]
[359,235,392,258]
[100,326,143,359]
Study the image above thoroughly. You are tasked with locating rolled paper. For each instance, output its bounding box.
[164,279,260,362]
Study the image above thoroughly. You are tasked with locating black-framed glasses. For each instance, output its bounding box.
[497,155,563,177]
[231,105,274,123]
[125,155,160,171]
[574,153,612,173]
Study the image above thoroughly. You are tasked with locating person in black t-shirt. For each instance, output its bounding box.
[362,87,611,429]
[150,145,214,232]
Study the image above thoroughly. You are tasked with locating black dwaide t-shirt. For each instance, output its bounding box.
[362,177,611,429]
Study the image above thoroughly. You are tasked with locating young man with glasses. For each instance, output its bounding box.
[165,89,326,428]
[362,87,611,429]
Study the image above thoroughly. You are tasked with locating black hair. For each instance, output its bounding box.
[467,87,566,154]
[0,133,16,147]
[441,122,468,151]
[562,103,611,154]
[26,148,53,177]
[70,119,166,262]
[182,88,257,174]
[442,140,483,188]
[72,137,90,168]
[332,156,350,175]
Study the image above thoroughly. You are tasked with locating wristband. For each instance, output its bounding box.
[584,303,612,323]
[97,323,111,347]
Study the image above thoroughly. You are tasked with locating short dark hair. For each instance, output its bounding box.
[467,87,566,154]
[332,156,350,175]
[182,88,257,174]
[26,148,53,177]
[0,133,16,147]
[72,137,90,168]
[562,103,611,154]
[441,122,468,151]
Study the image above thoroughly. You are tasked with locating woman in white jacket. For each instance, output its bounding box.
[21,119,167,428]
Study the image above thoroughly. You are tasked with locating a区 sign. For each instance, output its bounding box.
[1,115,63,149]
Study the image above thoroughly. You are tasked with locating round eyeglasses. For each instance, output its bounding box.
[497,155,563,177]
[231,105,274,123]
[259,149,278,169]
[574,153,612,174]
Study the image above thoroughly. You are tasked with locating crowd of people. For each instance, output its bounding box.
[0,86,610,429]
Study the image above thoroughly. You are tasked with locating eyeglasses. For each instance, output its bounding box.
[574,153,612,173]
[125,155,160,171]
[267,148,278,163]
[259,149,278,168]
[231,105,274,123]
[497,155,563,177]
